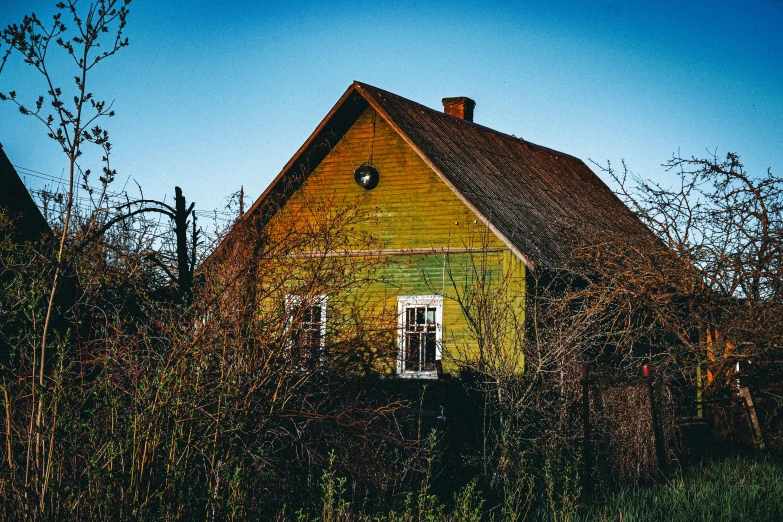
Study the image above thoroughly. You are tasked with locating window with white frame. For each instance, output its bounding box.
[285,295,327,364]
[397,295,443,378]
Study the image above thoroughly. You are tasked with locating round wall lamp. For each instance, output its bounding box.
[354,163,379,190]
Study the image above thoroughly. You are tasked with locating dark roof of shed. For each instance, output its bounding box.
[241,82,651,269]
[0,144,50,242]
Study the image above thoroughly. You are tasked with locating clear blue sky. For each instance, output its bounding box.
[2,0,782,225]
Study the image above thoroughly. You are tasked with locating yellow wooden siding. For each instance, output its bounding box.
[264,107,525,373]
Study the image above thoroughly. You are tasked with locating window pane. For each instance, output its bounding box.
[424,331,436,370]
[405,333,420,371]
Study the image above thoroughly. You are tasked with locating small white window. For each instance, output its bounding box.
[286,295,327,364]
[397,295,443,379]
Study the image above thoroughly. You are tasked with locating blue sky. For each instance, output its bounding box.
[1,0,782,225]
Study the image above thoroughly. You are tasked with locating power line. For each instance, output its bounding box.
[15,164,130,199]
[17,163,240,224]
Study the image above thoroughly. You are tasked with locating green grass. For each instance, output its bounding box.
[580,456,783,522]
[294,455,783,521]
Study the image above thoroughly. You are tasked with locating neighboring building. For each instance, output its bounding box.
[0,144,50,243]
[211,82,649,378]
[0,144,52,368]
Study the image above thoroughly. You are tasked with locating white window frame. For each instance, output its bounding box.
[285,294,328,361]
[396,295,443,379]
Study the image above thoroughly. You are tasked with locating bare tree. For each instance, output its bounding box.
[596,153,783,395]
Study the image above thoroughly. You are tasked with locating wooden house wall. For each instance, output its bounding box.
[263,107,526,373]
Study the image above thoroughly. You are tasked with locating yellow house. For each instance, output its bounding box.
[211,82,646,379]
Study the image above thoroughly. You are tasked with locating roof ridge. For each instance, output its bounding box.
[355,81,509,134]
[354,81,588,165]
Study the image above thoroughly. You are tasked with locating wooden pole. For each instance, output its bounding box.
[174,186,194,302]
[739,387,765,451]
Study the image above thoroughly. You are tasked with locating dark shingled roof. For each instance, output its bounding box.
[242,82,651,269]
[0,145,50,242]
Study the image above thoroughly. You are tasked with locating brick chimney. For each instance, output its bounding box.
[442,96,476,122]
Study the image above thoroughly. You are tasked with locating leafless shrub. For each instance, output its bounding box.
[0,182,427,520]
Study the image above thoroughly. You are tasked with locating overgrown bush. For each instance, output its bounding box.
[0,198,423,519]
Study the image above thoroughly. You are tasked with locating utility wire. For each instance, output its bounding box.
[15,164,129,199]
[18,164,240,224]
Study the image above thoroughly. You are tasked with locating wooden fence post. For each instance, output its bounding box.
[739,386,766,451]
